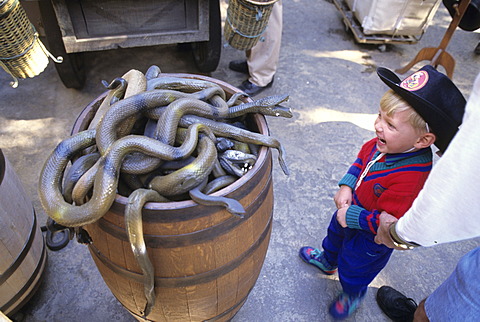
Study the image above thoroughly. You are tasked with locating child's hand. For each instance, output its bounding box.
[334,185,352,209]
[336,206,348,228]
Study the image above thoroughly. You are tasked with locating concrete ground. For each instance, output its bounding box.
[1,0,479,321]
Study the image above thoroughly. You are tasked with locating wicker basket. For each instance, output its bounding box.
[0,0,52,86]
[224,0,278,51]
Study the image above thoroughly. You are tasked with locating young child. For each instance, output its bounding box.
[299,65,466,320]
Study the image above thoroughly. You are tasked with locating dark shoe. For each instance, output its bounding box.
[475,42,480,55]
[229,60,249,74]
[238,79,274,97]
[299,246,337,275]
[376,286,418,322]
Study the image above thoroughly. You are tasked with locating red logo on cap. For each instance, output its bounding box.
[400,70,429,91]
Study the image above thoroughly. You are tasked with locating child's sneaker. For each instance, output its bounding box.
[299,246,337,275]
[329,292,365,320]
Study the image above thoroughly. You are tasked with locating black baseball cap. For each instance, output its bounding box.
[377,65,466,153]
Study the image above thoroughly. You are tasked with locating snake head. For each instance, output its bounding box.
[256,94,289,107]
[102,77,127,90]
[221,150,257,164]
[101,77,128,105]
[226,201,246,218]
[270,105,293,118]
[145,65,161,80]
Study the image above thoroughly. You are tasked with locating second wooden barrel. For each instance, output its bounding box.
[72,74,275,321]
[0,149,47,317]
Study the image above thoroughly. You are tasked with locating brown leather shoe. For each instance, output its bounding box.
[229,60,249,74]
[238,79,274,97]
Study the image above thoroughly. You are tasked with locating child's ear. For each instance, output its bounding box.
[414,133,436,148]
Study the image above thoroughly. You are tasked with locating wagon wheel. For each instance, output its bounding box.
[192,0,221,72]
[38,0,86,89]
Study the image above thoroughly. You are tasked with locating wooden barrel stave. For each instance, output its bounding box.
[87,218,272,321]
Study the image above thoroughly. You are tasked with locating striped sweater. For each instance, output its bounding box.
[338,138,432,234]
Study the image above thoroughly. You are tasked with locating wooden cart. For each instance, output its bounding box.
[28,0,221,89]
[332,0,433,46]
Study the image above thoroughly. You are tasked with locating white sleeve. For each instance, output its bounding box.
[396,73,480,247]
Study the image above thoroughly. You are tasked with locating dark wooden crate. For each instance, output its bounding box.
[52,0,209,53]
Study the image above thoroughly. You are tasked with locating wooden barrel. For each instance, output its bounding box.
[0,149,47,317]
[72,74,274,321]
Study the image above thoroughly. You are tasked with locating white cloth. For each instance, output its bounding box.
[396,72,480,246]
[247,1,282,87]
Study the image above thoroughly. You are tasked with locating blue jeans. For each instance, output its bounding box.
[321,212,393,296]
[425,246,480,321]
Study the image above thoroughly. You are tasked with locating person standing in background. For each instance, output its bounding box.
[229,1,282,96]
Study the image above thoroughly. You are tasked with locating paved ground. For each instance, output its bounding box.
[1,0,479,321]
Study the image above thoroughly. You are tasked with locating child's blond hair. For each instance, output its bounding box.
[380,89,428,133]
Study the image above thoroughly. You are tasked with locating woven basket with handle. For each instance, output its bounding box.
[224,0,278,51]
[0,0,53,86]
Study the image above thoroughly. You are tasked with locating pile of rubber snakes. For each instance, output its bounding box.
[38,66,292,229]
